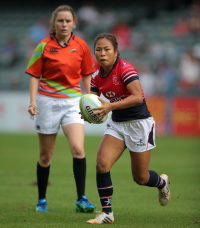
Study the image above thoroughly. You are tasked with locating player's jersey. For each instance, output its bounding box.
[26,33,96,98]
[91,58,151,122]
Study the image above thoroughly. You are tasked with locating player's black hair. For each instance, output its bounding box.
[49,5,78,35]
[94,33,120,57]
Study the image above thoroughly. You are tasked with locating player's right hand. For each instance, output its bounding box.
[28,105,39,116]
[79,112,91,124]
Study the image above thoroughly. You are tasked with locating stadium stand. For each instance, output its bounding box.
[0,1,199,95]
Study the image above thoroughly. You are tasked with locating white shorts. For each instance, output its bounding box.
[104,117,156,152]
[34,94,84,134]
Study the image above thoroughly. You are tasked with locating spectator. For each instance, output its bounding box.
[173,17,190,37]
[26,17,49,62]
[189,0,200,34]
[154,59,175,96]
[133,31,149,54]
[138,63,156,96]
[0,37,20,68]
[178,47,200,91]
[100,7,117,27]
[77,1,100,28]
[112,21,132,51]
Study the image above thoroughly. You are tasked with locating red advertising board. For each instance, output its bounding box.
[146,96,167,136]
[146,96,200,136]
[172,97,200,136]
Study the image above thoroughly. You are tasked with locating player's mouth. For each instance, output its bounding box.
[100,59,107,62]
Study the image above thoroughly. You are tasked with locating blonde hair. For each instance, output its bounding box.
[49,5,78,35]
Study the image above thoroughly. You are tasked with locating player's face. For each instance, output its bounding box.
[95,38,118,69]
[54,11,75,38]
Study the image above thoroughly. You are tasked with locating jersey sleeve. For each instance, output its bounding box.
[90,69,100,93]
[120,63,139,85]
[81,43,96,76]
[25,42,46,78]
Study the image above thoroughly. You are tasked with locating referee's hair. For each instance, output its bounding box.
[94,33,120,57]
[50,5,78,35]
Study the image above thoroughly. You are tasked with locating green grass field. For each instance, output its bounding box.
[0,134,199,228]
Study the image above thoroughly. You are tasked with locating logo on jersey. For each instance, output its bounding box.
[70,48,78,52]
[122,62,126,67]
[50,48,58,54]
[112,74,120,85]
[110,95,125,102]
[106,91,116,98]
[92,70,99,78]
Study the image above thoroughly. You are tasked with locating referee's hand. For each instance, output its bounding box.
[28,105,39,116]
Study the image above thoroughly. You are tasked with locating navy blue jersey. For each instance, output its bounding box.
[91,58,151,122]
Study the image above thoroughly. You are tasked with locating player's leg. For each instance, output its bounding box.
[61,97,95,212]
[62,122,95,212]
[36,133,57,212]
[130,150,170,205]
[87,133,125,224]
[34,95,61,212]
[127,117,170,206]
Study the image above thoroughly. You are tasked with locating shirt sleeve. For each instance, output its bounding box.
[120,64,139,85]
[81,43,96,76]
[25,42,46,78]
[90,70,99,92]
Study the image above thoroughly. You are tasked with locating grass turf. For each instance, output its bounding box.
[0,134,199,228]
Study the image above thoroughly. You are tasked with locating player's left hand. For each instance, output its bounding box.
[92,97,112,118]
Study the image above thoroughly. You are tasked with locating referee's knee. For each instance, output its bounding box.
[71,145,85,158]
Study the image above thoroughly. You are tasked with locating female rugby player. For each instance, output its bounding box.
[86,33,170,224]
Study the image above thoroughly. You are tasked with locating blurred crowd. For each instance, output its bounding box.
[0,0,200,95]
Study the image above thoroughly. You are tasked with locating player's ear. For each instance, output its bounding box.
[115,50,118,58]
[73,21,76,29]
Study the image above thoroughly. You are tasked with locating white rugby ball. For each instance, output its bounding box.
[79,94,108,124]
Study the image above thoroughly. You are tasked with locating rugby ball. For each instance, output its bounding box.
[79,94,108,124]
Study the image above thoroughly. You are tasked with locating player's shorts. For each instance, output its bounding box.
[104,117,156,152]
[34,94,84,134]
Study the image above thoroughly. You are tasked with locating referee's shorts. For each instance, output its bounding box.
[104,117,156,152]
[33,94,84,134]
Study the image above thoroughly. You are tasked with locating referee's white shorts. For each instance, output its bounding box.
[104,117,156,152]
[34,94,84,134]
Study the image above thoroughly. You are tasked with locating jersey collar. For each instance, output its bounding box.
[100,57,120,78]
[52,32,75,48]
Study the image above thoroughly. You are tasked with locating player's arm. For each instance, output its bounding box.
[82,74,92,94]
[93,80,143,117]
[110,80,143,110]
[91,91,100,97]
[28,76,39,115]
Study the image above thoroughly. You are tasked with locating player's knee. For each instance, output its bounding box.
[133,174,148,186]
[71,145,85,158]
[39,154,52,166]
[96,160,109,173]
